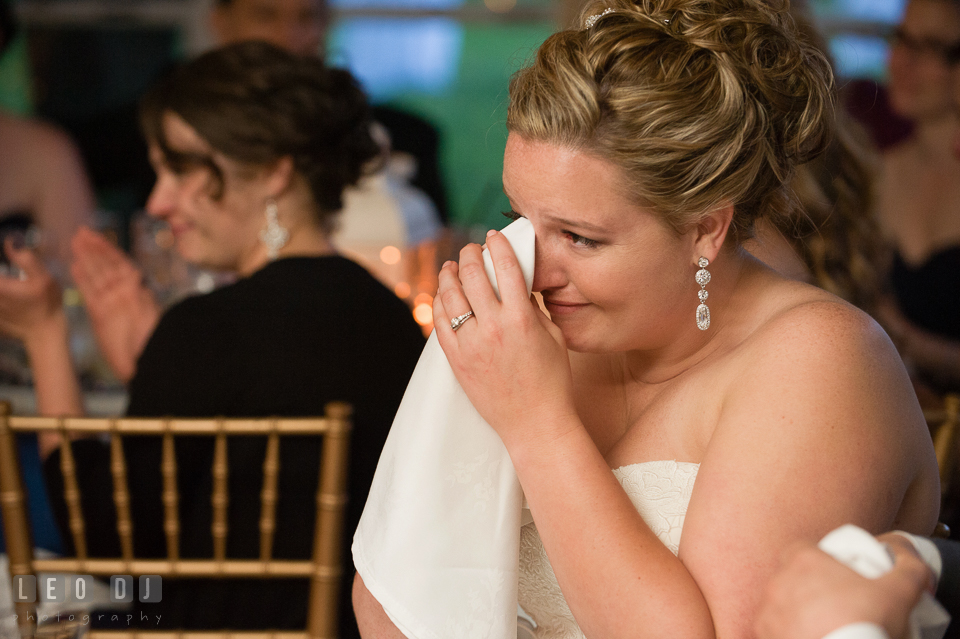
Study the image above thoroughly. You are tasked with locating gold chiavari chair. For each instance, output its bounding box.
[924,394,960,539]
[0,401,352,639]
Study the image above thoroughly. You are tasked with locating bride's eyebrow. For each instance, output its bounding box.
[544,214,609,234]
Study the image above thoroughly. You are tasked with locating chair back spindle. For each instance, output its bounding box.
[211,424,229,563]
[260,429,281,561]
[309,402,352,639]
[927,394,960,498]
[161,428,180,561]
[58,427,88,561]
[109,428,135,561]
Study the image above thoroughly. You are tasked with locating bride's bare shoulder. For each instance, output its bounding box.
[730,279,923,440]
[748,281,887,355]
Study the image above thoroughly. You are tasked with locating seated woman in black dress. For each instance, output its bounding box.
[0,42,425,638]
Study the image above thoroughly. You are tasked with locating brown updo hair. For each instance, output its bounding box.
[140,41,380,230]
[507,0,836,242]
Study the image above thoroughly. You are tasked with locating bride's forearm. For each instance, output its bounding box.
[510,420,716,639]
[353,573,408,639]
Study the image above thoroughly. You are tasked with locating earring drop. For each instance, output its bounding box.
[260,199,289,260]
[695,256,711,331]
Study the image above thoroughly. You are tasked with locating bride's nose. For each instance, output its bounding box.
[532,239,566,293]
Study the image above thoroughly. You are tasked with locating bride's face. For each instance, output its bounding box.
[502,134,696,353]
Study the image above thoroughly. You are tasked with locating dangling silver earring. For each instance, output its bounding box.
[259,199,289,260]
[695,256,711,331]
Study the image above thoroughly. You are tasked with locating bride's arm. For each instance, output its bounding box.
[434,232,939,639]
[353,574,407,639]
[676,302,938,638]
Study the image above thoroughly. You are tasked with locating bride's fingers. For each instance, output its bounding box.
[434,267,465,356]
[437,257,476,322]
[484,230,529,307]
[456,243,499,318]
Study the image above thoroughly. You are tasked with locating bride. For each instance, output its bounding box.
[354,0,941,636]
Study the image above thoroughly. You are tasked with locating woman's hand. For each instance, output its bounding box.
[432,229,578,454]
[0,238,66,344]
[70,227,160,383]
[0,239,82,420]
[755,537,933,639]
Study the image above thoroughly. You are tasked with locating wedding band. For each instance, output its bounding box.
[450,311,475,331]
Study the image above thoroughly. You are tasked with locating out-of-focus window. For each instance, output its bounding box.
[328,0,556,231]
[808,0,906,79]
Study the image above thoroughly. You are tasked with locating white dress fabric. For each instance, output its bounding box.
[517,460,700,639]
[352,218,536,639]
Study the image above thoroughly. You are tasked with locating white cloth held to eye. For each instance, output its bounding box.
[818,525,950,639]
[821,623,890,639]
[353,217,536,639]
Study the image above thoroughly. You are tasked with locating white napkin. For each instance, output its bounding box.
[818,525,951,639]
[353,218,536,639]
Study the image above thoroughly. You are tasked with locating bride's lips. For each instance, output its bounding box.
[542,298,590,316]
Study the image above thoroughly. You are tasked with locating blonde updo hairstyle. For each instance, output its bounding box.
[507,0,836,243]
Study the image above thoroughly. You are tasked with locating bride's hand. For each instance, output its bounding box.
[434,229,578,453]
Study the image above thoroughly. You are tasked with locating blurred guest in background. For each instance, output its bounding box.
[59,0,446,330]
[0,0,94,270]
[873,0,960,393]
[209,0,328,56]
[0,42,425,638]
[208,0,446,315]
[207,0,449,224]
[745,6,888,317]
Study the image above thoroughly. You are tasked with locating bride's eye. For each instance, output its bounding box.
[565,231,599,248]
[501,210,523,221]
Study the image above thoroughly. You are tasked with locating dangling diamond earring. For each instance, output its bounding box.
[259,199,289,260]
[695,256,711,331]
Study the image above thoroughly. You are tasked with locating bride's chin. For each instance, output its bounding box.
[560,331,601,354]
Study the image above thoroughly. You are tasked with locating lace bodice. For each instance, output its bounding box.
[517,460,700,639]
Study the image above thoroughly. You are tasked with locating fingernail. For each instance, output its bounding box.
[442,261,454,269]
[487,229,498,237]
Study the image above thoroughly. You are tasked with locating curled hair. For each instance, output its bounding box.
[781,120,887,312]
[140,41,380,230]
[507,0,836,242]
[769,7,888,313]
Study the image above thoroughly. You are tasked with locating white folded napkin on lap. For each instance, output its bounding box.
[353,218,536,639]
[818,525,950,639]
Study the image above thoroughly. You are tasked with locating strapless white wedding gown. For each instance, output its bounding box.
[517,460,700,639]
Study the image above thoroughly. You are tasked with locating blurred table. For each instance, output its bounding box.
[0,386,126,418]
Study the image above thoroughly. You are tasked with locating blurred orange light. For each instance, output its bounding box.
[413,303,434,326]
[414,293,433,307]
[380,245,402,265]
[394,281,412,299]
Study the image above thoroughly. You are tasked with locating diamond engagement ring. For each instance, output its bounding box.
[450,311,475,331]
